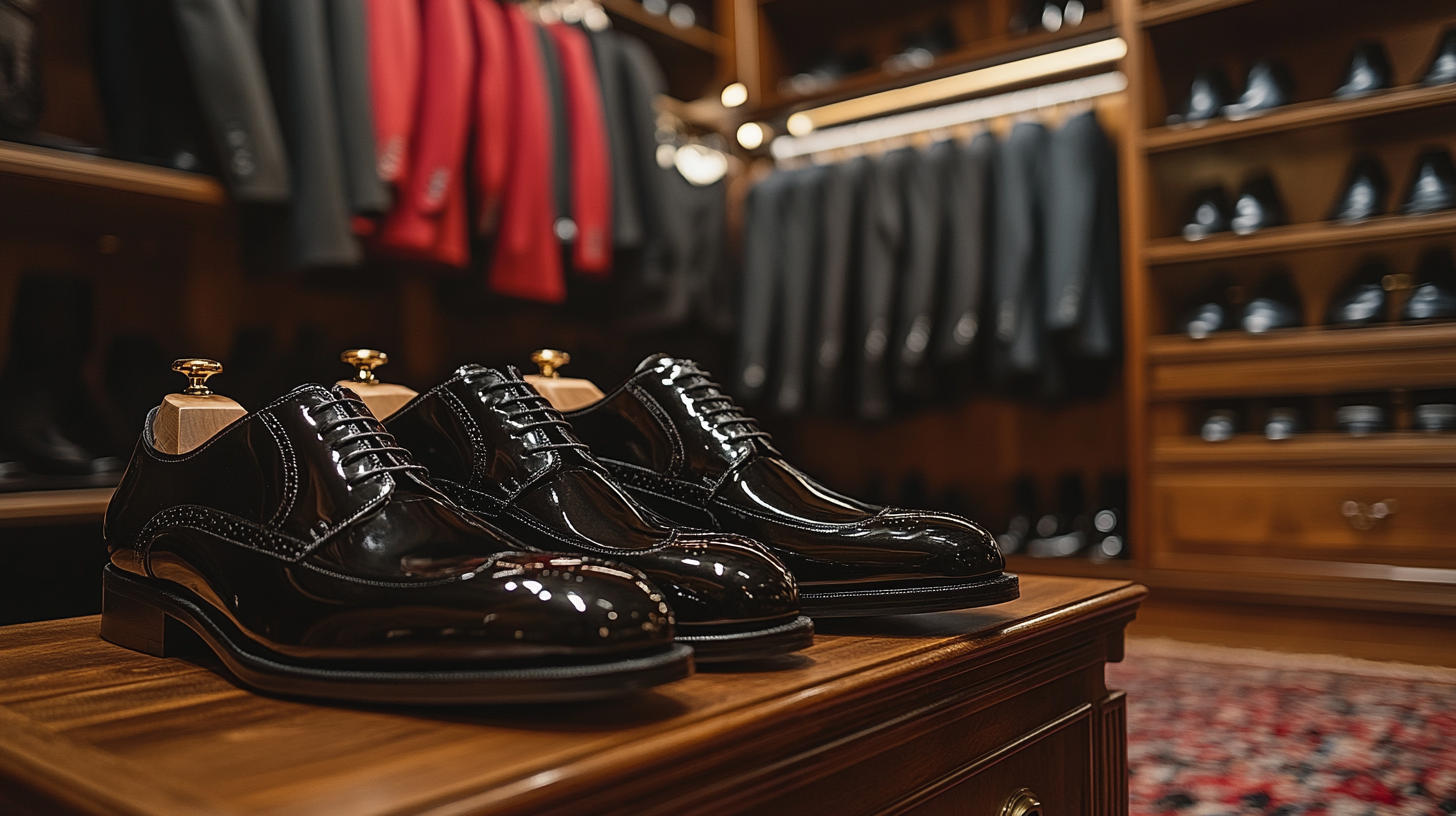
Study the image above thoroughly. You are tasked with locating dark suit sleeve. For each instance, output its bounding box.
[989,122,1048,388]
[171,0,291,202]
[588,30,643,249]
[1044,109,1101,333]
[892,144,946,400]
[810,155,869,414]
[734,171,791,401]
[772,165,829,414]
[856,148,911,420]
[935,131,994,369]
[326,0,389,215]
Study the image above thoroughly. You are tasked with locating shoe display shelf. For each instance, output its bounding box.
[1115,0,1456,621]
[0,575,1144,816]
[0,487,112,525]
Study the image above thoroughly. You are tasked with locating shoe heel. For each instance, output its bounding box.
[99,569,175,657]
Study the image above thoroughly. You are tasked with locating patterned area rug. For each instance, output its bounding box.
[1108,639,1456,816]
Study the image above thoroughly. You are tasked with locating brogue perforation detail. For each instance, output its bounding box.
[136,505,320,565]
[258,412,299,530]
[626,381,684,475]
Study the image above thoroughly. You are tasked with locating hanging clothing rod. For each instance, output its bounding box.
[770,70,1126,161]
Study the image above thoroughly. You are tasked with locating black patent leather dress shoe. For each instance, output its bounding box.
[1182,187,1230,240]
[563,355,1019,617]
[1327,260,1390,326]
[1400,148,1456,215]
[1181,273,1238,339]
[1168,67,1231,124]
[384,366,812,662]
[1230,176,1287,235]
[1333,42,1391,99]
[1329,157,1388,223]
[1223,60,1293,118]
[102,384,691,703]
[1404,247,1456,321]
[1242,268,1302,333]
[1421,28,1456,87]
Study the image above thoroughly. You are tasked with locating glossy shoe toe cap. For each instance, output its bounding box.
[647,534,800,625]
[874,509,1007,577]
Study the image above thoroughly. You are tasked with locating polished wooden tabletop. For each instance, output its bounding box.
[0,575,1144,816]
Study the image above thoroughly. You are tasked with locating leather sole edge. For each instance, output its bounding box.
[98,565,693,704]
[676,614,815,663]
[797,572,1021,617]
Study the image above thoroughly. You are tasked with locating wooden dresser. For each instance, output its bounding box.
[0,575,1144,816]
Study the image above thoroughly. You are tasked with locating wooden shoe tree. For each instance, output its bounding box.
[152,359,247,455]
[336,349,417,419]
[522,349,603,411]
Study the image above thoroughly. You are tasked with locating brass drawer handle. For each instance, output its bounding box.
[1000,788,1043,816]
[1341,499,1397,531]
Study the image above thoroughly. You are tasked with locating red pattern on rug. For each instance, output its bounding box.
[1107,648,1456,816]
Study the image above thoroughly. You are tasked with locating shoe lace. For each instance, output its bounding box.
[307,395,429,486]
[670,367,773,444]
[473,375,592,456]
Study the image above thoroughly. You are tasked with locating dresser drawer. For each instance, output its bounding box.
[1152,468,1456,571]
[894,709,1092,816]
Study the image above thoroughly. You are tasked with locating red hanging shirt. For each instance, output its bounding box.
[469,0,511,235]
[363,0,420,185]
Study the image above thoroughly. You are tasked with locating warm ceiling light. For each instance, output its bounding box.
[786,113,814,136]
[736,122,768,150]
[792,37,1127,131]
[720,82,748,108]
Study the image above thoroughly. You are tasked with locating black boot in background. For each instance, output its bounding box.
[0,272,121,486]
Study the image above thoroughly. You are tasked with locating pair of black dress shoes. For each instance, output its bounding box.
[1330,149,1456,224]
[1334,30,1456,99]
[1181,269,1302,338]
[102,354,1017,704]
[1169,60,1293,125]
[1182,177,1286,240]
[1327,248,1456,327]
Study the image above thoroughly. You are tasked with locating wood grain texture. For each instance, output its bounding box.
[152,395,248,455]
[337,382,420,421]
[0,488,112,525]
[0,142,224,205]
[522,376,607,412]
[0,576,1143,816]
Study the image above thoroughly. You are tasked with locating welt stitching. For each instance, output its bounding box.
[259,412,298,530]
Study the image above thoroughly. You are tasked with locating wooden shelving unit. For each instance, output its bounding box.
[1145,82,1456,152]
[1145,211,1456,265]
[0,141,224,204]
[759,12,1116,113]
[1115,0,1456,623]
[1136,0,1263,27]
[0,488,113,525]
[599,0,728,55]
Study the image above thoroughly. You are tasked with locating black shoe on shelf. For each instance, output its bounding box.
[1400,148,1456,215]
[1415,403,1456,432]
[1230,176,1287,235]
[1420,27,1456,87]
[1333,42,1392,99]
[1242,267,1302,333]
[1328,156,1388,224]
[1180,272,1239,339]
[1182,187,1231,241]
[562,355,1020,617]
[996,475,1038,557]
[384,365,812,663]
[1169,67,1232,125]
[1264,407,1302,440]
[1201,408,1238,442]
[1403,247,1456,322]
[1087,472,1128,563]
[102,383,693,704]
[1026,472,1088,559]
[1327,258,1391,327]
[1222,59,1294,118]
[1335,403,1385,435]
[0,271,122,488]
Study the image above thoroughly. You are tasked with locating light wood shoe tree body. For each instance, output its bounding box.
[337,349,417,419]
[153,359,247,455]
[523,349,603,411]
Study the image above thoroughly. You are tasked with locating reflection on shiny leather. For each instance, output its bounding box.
[384,366,807,649]
[564,355,1018,615]
[105,384,678,664]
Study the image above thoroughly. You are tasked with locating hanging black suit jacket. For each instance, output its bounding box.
[773,164,830,414]
[989,121,1049,393]
[856,147,913,421]
[934,131,995,390]
[809,155,870,414]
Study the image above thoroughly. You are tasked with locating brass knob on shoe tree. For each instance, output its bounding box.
[531,349,570,379]
[342,349,389,384]
[1000,788,1042,816]
[173,359,223,396]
